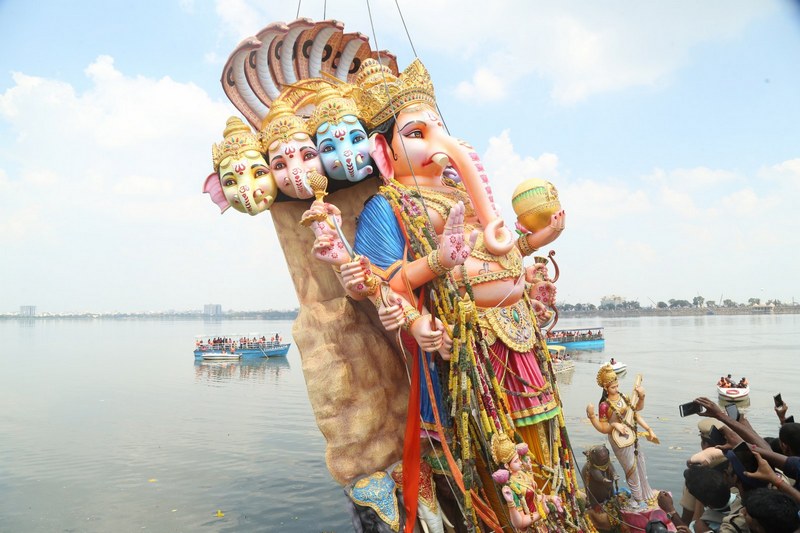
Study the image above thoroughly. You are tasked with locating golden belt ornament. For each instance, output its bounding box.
[479,299,536,352]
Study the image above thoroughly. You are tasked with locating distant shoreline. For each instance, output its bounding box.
[559,305,800,319]
[3,305,798,321]
[0,310,300,321]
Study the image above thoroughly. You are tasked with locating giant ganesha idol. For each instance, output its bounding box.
[202,19,589,533]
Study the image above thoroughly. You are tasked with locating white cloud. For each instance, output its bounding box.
[455,68,507,102]
[0,55,294,313]
[647,166,739,190]
[370,0,777,104]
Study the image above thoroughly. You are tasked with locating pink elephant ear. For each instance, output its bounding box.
[369,133,394,182]
[203,172,230,213]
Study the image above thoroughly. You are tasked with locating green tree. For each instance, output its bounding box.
[723,299,737,307]
[693,296,705,307]
[657,301,668,309]
[748,298,761,305]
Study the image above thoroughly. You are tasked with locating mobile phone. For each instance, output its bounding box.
[708,425,726,447]
[774,393,784,408]
[733,441,759,473]
[679,401,704,417]
[787,415,795,424]
[725,404,740,421]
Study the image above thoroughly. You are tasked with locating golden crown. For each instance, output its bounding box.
[307,84,361,135]
[211,116,264,171]
[354,58,437,130]
[596,364,618,389]
[490,433,517,465]
[261,100,311,150]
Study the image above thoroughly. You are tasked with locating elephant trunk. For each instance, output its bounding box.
[439,138,514,255]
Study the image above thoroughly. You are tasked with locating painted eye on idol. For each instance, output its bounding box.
[351,133,365,143]
[272,160,286,171]
[320,143,334,154]
[404,129,423,139]
[224,178,236,187]
[302,150,318,161]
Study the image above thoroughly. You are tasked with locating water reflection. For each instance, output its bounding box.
[193,357,291,384]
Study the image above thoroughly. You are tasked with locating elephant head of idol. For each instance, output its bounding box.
[204,116,277,215]
[261,100,322,200]
[308,84,374,183]
[355,59,514,255]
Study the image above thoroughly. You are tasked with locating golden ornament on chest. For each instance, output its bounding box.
[512,178,561,232]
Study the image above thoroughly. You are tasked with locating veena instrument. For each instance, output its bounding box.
[610,374,646,448]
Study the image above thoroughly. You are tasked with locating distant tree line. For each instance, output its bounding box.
[560,297,793,311]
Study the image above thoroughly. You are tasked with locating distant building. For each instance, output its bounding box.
[20,305,36,317]
[600,295,624,308]
[203,304,223,317]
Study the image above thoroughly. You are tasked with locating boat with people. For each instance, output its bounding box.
[718,385,750,400]
[547,327,605,350]
[716,375,750,399]
[548,345,575,373]
[606,358,627,373]
[193,334,290,360]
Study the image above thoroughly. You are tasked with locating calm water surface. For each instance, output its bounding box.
[1,314,798,532]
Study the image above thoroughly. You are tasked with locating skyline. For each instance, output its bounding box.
[1,1,799,313]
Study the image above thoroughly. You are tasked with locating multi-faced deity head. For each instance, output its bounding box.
[208,116,277,215]
[309,86,373,182]
[262,100,322,200]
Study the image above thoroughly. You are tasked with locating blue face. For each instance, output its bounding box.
[315,115,374,182]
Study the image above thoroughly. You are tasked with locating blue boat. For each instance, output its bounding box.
[194,335,291,360]
[546,327,605,350]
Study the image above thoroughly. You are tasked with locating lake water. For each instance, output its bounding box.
[1,314,798,532]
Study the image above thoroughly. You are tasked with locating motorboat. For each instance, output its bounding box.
[717,385,750,400]
[606,360,627,373]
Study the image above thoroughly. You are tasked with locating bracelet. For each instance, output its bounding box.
[351,272,380,297]
[401,307,422,332]
[427,250,451,277]
[517,234,538,257]
[331,264,341,273]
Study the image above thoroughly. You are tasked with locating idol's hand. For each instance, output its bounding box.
[439,201,478,268]
[521,210,566,249]
[501,485,514,504]
[377,295,405,332]
[586,403,596,419]
[410,315,445,353]
[341,256,377,296]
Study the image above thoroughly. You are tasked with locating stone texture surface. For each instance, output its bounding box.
[270,179,409,485]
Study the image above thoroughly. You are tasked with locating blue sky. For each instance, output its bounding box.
[1,1,799,313]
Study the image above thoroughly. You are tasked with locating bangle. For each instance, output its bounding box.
[517,234,538,257]
[401,307,422,332]
[331,264,341,273]
[427,250,450,277]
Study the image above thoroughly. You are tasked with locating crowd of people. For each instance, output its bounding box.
[649,395,800,533]
[717,374,749,388]
[195,334,283,351]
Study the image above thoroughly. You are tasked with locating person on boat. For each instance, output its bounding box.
[610,357,617,365]
[739,377,748,388]
[717,376,727,387]
[587,364,659,507]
